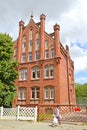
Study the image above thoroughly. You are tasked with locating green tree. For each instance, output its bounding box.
[75,83,87,105]
[0,33,18,107]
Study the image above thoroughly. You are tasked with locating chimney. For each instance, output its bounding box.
[54,24,60,57]
[18,20,24,63]
[40,14,46,60]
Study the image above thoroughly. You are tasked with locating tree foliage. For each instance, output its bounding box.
[0,33,18,107]
[75,83,87,98]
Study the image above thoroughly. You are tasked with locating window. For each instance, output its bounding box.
[44,86,54,99]
[22,36,26,53]
[19,69,28,81]
[50,65,54,77]
[51,49,55,58]
[44,65,54,78]
[21,53,26,63]
[50,87,54,99]
[18,88,26,100]
[45,66,49,78]
[32,67,40,79]
[13,48,17,60]
[29,29,33,40]
[29,40,32,52]
[36,39,40,50]
[31,87,40,99]
[28,52,32,62]
[14,48,17,56]
[35,52,40,60]
[44,88,48,99]
[45,50,49,59]
[45,40,49,49]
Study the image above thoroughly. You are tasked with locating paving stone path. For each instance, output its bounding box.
[0,120,87,130]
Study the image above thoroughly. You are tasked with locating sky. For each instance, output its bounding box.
[0,0,87,84]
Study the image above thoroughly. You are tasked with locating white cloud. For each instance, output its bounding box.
[70,44,87,72]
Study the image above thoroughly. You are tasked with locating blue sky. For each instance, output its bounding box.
[0,0,87,84]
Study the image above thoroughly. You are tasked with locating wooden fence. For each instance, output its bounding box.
[0,106,37,122]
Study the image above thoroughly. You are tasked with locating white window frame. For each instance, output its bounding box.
[19,69,28,81]
[45,50,49,59]
[18,88,26,100]
[50,65,54,78]
[28,52,32,62]
[51,49,55,58]
[32,67,40,79]
[21,53,26,63]
[31,87,40,100]
[35,52,40,61]
[44,87,49,99]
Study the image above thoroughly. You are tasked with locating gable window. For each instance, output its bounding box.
[32,67,40,79]
[29,40,32,52]
[13,48,17,60]
[28,52,32,62]
[22,36,26,53]
[36,39,40,50]
[35,32,40,51]
[45,50,49,59]
[19,69,28,81]
[31,87,40,100]
[44,65,54,78]
[45,40,49,49]
[21,53,26,63]
[51,49,55,58]
[35,51,40,61]
[18,88,26,100]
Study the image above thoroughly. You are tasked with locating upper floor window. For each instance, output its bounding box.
[18,88,26,100]
[36,39,40,50]
[51,49,55,58]
[29,40,32,52]
[35,51,40,61]
[14,48,17,56]
[44,86,54,99]
[45,40,49,49]
[32,67,40,79]
[44,65,54,78]
[13,48,17,60]
[21,53,26,63]
[19,69,28,81]
[31,87,40,100]
[45,50,49,59]
[28,52,32,62]
[22,36,26,53]
[29,29,33,40]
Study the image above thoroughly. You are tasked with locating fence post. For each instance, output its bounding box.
[0,106,3,119]
[37,103,40,121]
[17,105,20,120]
[34,106,37,122]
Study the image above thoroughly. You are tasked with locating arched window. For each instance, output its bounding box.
[44,65,54,78]
[51,46,55,58]
[45,40,49,49]
[35,32,40,51]
[22,36,26,53]
[29,29,33,52]
[31,87,40,100]
[18,88,26,100]
[19,68,28,81]
[31,67,40,79]
[45,40,49,59]
[44,86,54,99]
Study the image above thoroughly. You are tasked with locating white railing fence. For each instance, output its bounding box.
[0,106,37,122]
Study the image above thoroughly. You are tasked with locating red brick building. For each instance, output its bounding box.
[13,14,76,107]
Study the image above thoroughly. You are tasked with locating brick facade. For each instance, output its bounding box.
[13,14,76,107]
